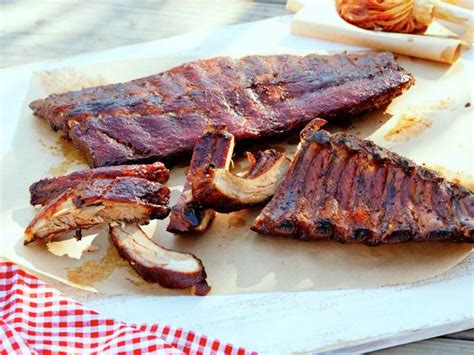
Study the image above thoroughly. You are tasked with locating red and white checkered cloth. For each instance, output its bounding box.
[0,262,256,354]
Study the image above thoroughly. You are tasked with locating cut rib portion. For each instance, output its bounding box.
[191,149,291,213]
[110,224,210,295]
[30,52,414,167]
[29,162,169,206]
[167,125,292,233]
[252,119,474,245]
[24,177,170,244]
[167,126,234,234]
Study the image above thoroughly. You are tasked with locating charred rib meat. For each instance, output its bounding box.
[167,126,234,234]
[25,177,170,244]
[191,148,291,213]
[110,224,210,295]
[30,52,414,167]
[252,119,474,245]
[30,162,169,206]
[167,125,291,233]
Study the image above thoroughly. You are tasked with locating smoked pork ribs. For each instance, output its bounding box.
[30,52,414,167]
[29,162,168,206]
[25,176,170,244]
[167,125,290,233]
[167,126,235,234]
[252,119,474,245]
[110,224,210,295]
[190,146,290,213]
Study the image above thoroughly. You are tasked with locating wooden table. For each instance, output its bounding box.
[1,0,473,353]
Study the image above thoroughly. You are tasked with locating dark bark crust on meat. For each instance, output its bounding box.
[252,119,474,245]
[24,177,170,244]
[110,224,210,295]
[30,52,414,167]
[77,177,170,216]
[167,126,234,234]
[168,125,291,233]
[29,162,169,206]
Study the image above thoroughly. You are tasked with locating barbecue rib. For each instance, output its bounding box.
[167,126,234,234]
[30,52,414,167]
[30,162,169,206]
[191,148,291,213]
[167,126,291,233]
[110,224,210,295]
[24,177,170,244]
[252,119,474,245]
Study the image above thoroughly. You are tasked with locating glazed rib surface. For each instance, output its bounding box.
[167,126,234,234]
[24,177,170,244]
[110,224,210,295]
[30,52,414,167]
[29,162,169,206]
[252,119,474,245]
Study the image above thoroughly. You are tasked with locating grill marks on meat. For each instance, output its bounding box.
[24,177,170,244]
[25,165,211,294]
[110,224,210,295]
[191,148,291,213]
[252,119,474,244]
[29,162,169,206]
[30,52,414,167]
[167,126,234,234]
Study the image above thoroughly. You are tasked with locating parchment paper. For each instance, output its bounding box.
[291,0,466,64]
[1,53,472,296]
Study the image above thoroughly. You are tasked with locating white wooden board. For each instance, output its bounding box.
[1,15,473,353]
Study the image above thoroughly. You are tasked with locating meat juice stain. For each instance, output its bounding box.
[426,164,474,192]
[38,136,85,176]
[66,244,128,286]
[384,99,455,142]
[37,69,105,175]
[437,98,453,109]
[228,215,246,228]
[384,114,432,142]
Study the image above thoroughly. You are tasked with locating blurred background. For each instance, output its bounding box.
[0,0,289,68]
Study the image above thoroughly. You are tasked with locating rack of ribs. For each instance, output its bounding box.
[30,52,414,167]
[252,118,474,245]
[24,176,170,244]
[29,162,169,206]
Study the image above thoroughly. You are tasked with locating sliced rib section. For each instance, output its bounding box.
[110,224,210,295]
[167,126,234,234]
[29,162,169,206]
[252,119,474,245]
[191,148,290,213]
[24,177,170,244]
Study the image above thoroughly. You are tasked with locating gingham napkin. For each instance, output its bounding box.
[0,262,256,354]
